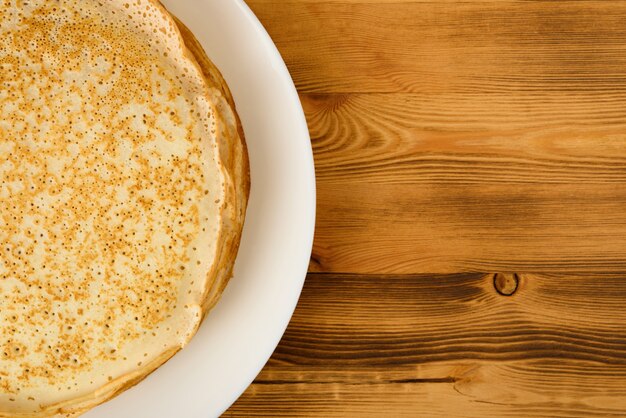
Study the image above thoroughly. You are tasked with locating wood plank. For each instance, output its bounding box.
[270,273,626,365]
[307,93,626,273]
[247,2,626,93]
[226,273,626,417]
[226,365,626,417]
[306,93,626,185]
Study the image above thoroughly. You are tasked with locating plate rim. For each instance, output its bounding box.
[213,0,316,414]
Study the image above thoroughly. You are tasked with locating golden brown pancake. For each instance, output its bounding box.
[0,1,249,416]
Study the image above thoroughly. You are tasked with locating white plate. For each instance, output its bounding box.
[85,1,315,416]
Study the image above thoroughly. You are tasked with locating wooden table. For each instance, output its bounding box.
[226,1,626,416]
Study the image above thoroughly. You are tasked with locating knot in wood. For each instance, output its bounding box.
[493,273,519,296]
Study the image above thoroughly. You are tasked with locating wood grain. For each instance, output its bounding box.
[247,1,626,94]
[227,273,626,416]
[307,92,626,273]
[247,0,626,273]
[227,1,626,416]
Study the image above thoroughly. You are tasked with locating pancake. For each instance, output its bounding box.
[0,1,249,416]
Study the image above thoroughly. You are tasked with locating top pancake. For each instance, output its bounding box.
[0,0,248,416]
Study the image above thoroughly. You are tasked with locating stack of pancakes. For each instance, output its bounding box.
[0,1,249,416]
